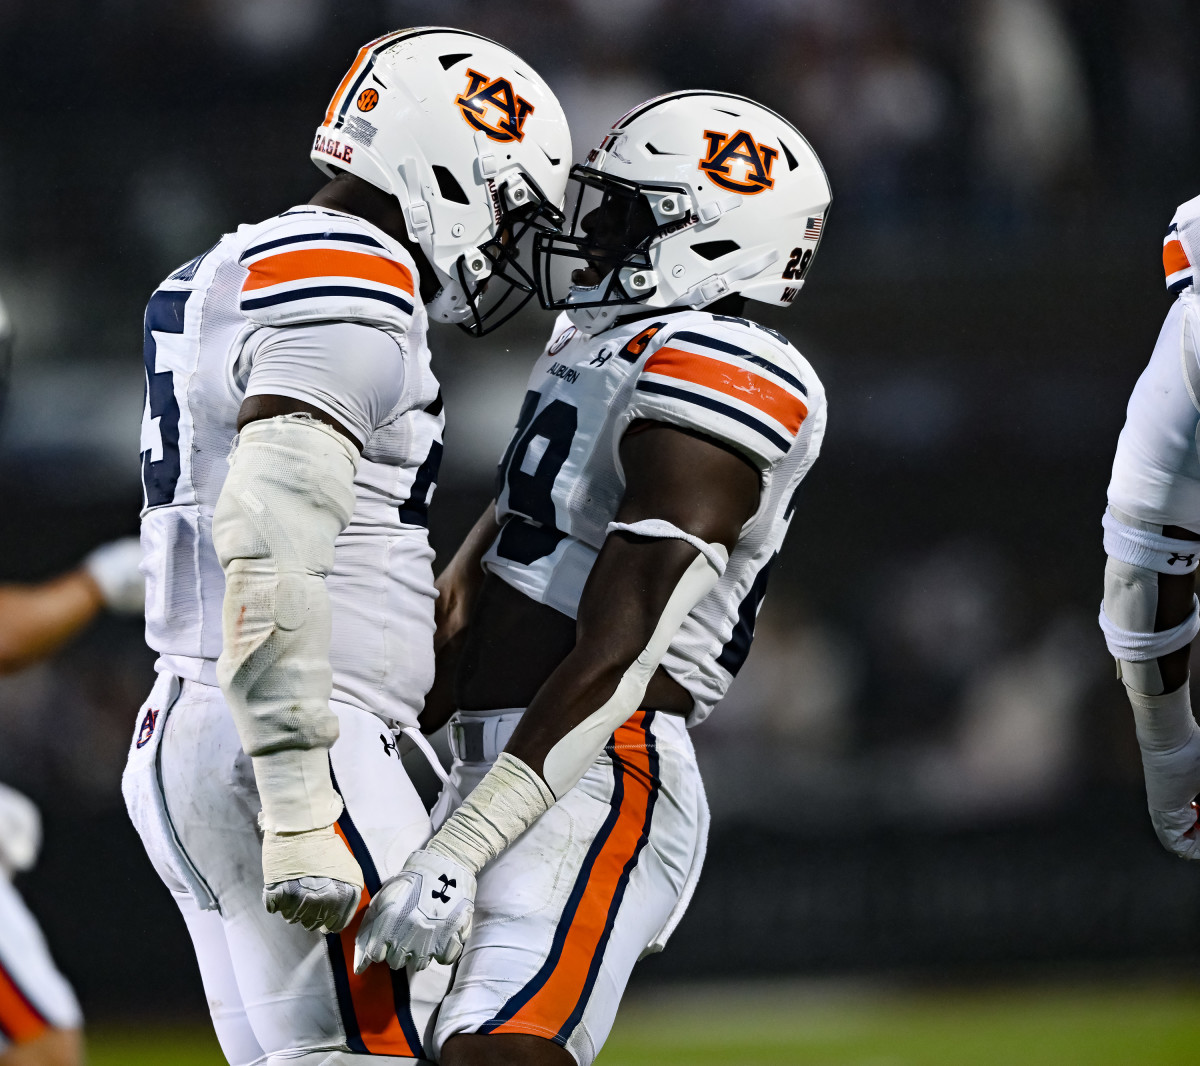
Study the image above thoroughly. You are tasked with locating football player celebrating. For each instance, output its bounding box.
[354,93,831,1066]
[1100,195,1200,862]
[120,29,568,1066]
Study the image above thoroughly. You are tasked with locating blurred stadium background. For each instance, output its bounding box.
[3,0,1200,1060]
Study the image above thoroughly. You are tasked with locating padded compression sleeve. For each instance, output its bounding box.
[213,415,357,834]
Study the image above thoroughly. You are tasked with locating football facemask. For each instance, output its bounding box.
[454,175,565,336]
[534,166,690,316]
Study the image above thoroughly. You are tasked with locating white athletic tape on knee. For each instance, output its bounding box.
[1103,509,1200,574]
[542,546,726,798]
[606,519,729,576]
[213,415,358,834]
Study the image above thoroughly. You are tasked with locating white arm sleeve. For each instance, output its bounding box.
[241,322,407,448]
[213,415,358,835]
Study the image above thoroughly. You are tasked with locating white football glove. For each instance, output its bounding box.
[83,537,145,615]
[261,824,364,933]
[264,875,362,933]
[353,848,475,973]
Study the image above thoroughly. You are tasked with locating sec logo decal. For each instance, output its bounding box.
[357,88,379,112]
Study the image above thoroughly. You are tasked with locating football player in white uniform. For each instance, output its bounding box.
[1100,194,1200,862]
[0,292,145,1066]
[120,28,568,1066]
[353,93,831,1065]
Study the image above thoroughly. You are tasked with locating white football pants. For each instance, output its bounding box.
[431,709,708,1066]
[123,672,448,1065]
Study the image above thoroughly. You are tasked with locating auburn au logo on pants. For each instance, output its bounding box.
[456,69,535,142]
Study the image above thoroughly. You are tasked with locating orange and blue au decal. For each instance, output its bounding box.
[325,769,424,1058]
[479,710,661,1047]
[455,69,535,143]
[699,129,779,195]
[135,706,160,749]
[0,955,50,1045]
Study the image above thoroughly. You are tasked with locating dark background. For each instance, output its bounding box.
[1,0,1199,1023]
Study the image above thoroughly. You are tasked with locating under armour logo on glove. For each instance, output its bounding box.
[1169,552,1197,567]
[432,873,456,902]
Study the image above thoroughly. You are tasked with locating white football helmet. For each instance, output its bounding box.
[311,28,571,335]
[534,92,831,333]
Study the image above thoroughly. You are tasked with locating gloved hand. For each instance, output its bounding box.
[264,875,362,933]
[353,848,475,973]
[83,537,145,615]
[261,824,364,933]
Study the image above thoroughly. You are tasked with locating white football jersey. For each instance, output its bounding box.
[139,206,444,729]
[1108,194,1200,529]
[483,310,827,724]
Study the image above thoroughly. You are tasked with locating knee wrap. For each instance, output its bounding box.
[213,415,357,834]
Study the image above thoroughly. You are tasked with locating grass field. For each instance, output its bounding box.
[86,978,1200,1065]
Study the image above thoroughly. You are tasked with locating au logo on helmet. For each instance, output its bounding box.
[455,69,535,143]
[699,129,779,195]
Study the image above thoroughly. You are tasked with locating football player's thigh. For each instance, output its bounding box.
[0,877,82,1063]
[437,737,700,1066]
[161,690,437,1056]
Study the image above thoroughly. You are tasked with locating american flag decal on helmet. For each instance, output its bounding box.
[804,216,823,240]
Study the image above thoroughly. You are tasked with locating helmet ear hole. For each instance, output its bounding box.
[692,240,741,261]
[433,165,471,205]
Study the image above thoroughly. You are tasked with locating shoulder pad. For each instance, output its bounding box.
[628,312,814,469]
[1167,194,1200,295]
[237,210,418,332]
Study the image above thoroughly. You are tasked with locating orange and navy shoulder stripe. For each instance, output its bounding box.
[239,226,414,319]
[324,767,424,1059]
[1165,223,1193,295]
[480,710,661,1046]
[636,329,809,455]
[0,954,50,1046]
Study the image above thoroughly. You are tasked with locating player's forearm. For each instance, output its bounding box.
[0,571,103,675]
[214,415,357,833]
[434,500,499,651]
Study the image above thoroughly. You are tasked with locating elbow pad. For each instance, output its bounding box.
[1100,508,1200,696]
[213,415,357,833]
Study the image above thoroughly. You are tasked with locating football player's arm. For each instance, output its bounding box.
[213,321,406,934]
[1101,512,1200,858]
[0,538,144,675]
[420,502,502,734]
[355,422,760,972]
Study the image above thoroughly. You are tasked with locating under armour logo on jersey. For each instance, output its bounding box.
[380,733,398,758]
[135,707,160,749]
[431,874,456,903]
[455,69,534,143]
[1169,552,1197,567]
[699,129,779,195]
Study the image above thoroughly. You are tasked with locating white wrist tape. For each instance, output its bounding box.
[1103,509,1200,574]
[261,825,364,888]
[543,544,726,798]
[1128,683,1200,812]
[606,519,729,576]
[213,415,357,834]
[426,752,555,875]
